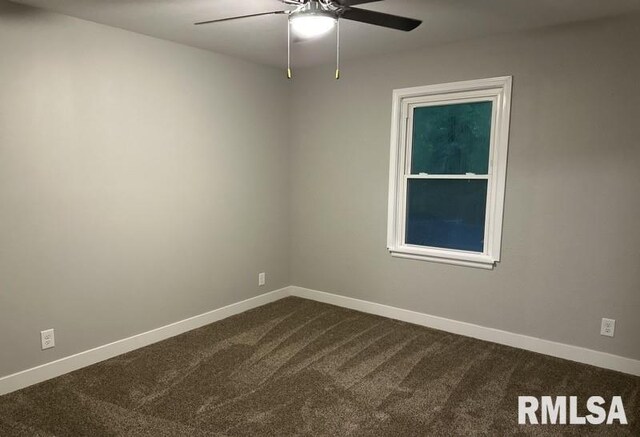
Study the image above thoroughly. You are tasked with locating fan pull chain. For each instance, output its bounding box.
[335,18,340,80]
[287,16,292,79]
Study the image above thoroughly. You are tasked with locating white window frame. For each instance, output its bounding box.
[387,76,512,269]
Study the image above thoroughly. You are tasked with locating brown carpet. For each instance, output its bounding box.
[0,296,638,436]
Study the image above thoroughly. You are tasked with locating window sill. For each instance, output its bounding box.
[388,246,496,270]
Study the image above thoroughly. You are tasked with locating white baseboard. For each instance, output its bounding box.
[0,286,291,396]
[289,286,640,377]
[2,284,637,396]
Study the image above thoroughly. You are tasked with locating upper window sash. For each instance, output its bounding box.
[387,77,512,269]
[405,96,497,177]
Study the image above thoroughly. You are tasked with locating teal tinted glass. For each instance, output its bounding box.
[411,101,492,175]
[406,179,488,252]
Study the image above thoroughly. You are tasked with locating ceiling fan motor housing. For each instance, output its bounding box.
[292,0,339,21]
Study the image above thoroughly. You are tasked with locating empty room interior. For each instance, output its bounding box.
[1,0,639,435]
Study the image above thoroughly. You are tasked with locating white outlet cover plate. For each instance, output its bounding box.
[600,318,615,337]
[41,329,55,350]
[258,272,266,286]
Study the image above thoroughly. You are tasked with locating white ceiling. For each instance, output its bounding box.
[12,0,640,68]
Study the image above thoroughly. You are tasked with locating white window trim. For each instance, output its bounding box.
[387,76,512,269]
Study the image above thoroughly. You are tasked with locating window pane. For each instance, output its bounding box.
[411,101,492,175]
[406,179,487,252]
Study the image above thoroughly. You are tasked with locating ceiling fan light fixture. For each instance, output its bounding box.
[195,0,423,78]
[290,10,336,40]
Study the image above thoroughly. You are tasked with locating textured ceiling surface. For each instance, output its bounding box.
[11,0,640,67]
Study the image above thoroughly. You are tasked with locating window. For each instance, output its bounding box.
[387,77,512,269]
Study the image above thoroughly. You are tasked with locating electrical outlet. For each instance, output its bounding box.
[600,318,615,337]
[41,329,55,350]
[258,272,266,286]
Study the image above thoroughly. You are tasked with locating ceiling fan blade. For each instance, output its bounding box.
[341,7,421,31]
[195,10,287,26]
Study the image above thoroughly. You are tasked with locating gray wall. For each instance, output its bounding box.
[290,14,640,360]
[0,2,290,377]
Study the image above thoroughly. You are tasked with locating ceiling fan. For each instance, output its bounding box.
[194,0,422,79]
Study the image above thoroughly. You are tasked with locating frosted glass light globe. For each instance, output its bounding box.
[290,14,336,39]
